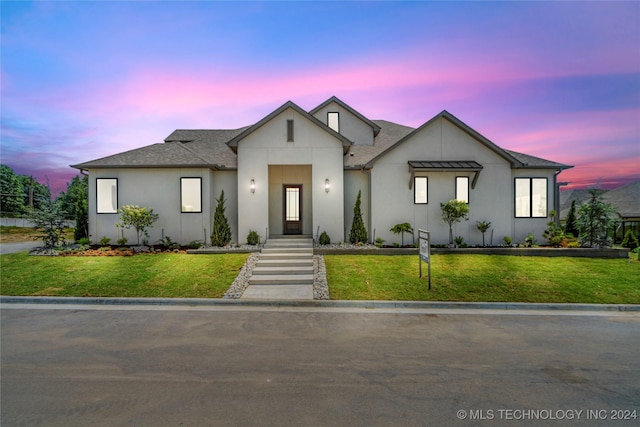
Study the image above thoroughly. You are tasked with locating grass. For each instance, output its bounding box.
[325,254,640,304]
[0,252,249,298]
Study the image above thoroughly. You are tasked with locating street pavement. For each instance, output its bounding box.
[0,241,38,254]
[1,304,639,426]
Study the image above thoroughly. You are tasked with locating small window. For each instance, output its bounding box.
[287,120,294,142]
[456,176,469,203]
[96,178,118,213]
[414,177,428,204]
[327,112,340,133]
[515,178,547,218]
[181,178,202,212]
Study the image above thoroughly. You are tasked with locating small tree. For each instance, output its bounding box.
[31,198,68,249]
[476,220,491,247]
[116,205,159,245]
[211,190,232,247]
[390,222,413,247]
[564,199,579,237]
[543,210,564,247]
[575,189,618,248]
[74,196,88,241]
[349,190,368,244]
[441,199,469,245]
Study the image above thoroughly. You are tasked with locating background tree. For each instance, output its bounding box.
[57,175,88,219]
[0,165,26,216]
[116,205,159,245]
[390,222,413,246]
[564,199,579,237]
[575,189,618,247]
[74,196,89,241]
[211,190,232,247]
[476,220,491,247]
[349,190,368,244]
[441,199,470,245]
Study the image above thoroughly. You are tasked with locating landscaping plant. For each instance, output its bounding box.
[564,199,579,237]
[575,189,618,247]
[543,210,564,247]
[319,231,331,245]
[476,220,491,246]
[31,198,68,249]
[349,190,368,244]
[116,205,159,245]
[211,190,232,247]
[247,230,260,245]
[440,199,469,245]
[390,222,413,246]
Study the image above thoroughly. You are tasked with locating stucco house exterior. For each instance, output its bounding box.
[72,96,572,246]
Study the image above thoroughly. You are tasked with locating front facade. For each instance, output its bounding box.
[73,97,572,246]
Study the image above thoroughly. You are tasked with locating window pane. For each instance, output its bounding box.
[532,178,547,217]
[97,178,117,213]
[414,177,427,204]
[328,112,340,133]
[515,178,531,217]
[181,178,202,212]
[456,177,469,203]
[287,120,294,142]
[286,188,299,220]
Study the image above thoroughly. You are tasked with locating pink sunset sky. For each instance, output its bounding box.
[1,1,639,195]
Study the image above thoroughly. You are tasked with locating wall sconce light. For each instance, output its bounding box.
[325,179,330,193]
[250,179,255,193]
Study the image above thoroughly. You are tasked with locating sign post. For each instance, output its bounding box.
[418,229,431,290]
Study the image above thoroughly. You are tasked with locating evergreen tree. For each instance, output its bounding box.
[0,165,25,215]
[211,190,232,247]
[349,190,368,244]
[575,189,618,247]
[74,196,89,241]
[564,199,579,237]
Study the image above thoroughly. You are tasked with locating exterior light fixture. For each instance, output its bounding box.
[250,179,255,193]
[325,179,330,193]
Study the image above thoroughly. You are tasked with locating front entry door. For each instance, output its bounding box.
[283,185,302,235]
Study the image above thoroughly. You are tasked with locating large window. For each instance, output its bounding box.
[96,178,118,213]
[456,176,469,203]
[181,178,202,212]
[414,177,428,204]
[515,178,547,218]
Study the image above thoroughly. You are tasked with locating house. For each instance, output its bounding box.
[71,96,572,246]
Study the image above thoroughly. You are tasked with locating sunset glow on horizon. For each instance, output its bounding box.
[1,1,638,194]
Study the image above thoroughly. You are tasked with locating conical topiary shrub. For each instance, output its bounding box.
[349,190,368,244]
[211,190,232,247]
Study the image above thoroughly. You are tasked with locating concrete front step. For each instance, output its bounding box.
[259,253,312,260]
[262,247,313,254]
[256,259,313,268]
[241,284,313,300]
[264,242,313,249]
[248,274,314,285]
[251,266,313,276]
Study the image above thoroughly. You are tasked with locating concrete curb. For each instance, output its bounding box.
[1,296,638,312]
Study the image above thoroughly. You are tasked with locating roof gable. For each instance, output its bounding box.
[310,96,381,137]
[226,100,352,153]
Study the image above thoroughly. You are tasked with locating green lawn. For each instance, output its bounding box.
[325,254,640,304]
[0,252,248,298]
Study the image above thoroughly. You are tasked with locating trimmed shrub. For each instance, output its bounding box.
[319,231,331,245]
[247,230,260,245]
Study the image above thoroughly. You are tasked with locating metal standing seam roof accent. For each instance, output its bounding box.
[408,160,484,170]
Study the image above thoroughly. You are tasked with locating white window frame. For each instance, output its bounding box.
[96,178,118,214]
[181,177,202,213]
[414,177,428,204]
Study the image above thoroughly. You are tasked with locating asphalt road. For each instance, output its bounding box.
[0,241,38,254]
[1,305,639,426]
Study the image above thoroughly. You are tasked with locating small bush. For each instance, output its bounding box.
[621,229,639,249]
[523,233,537,247]
[100,236,111,246]
[247,230,260,245]
[567,241,580,248]
[503,236,512,246]
[159,236,180,250]
[319,231,331,245]
[454,236,465,247]
[76,237,90,246]
[187,240,204,249]
[374,237,385,248]
[117,237,128,246]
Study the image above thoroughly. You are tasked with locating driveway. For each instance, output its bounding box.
[1,304,639,426]
[0,241,38,254]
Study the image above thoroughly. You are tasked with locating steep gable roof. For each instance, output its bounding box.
[226,100,352,153]
[310,96,381,136]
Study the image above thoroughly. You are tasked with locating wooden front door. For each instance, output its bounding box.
[283,185,302,235]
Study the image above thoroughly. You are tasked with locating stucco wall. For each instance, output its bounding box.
[370,117,519,246]
[236,107,344,242]
[87,168,214,245]
[311,101,374,145]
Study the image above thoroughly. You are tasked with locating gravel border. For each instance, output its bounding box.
[223,253,329,300]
